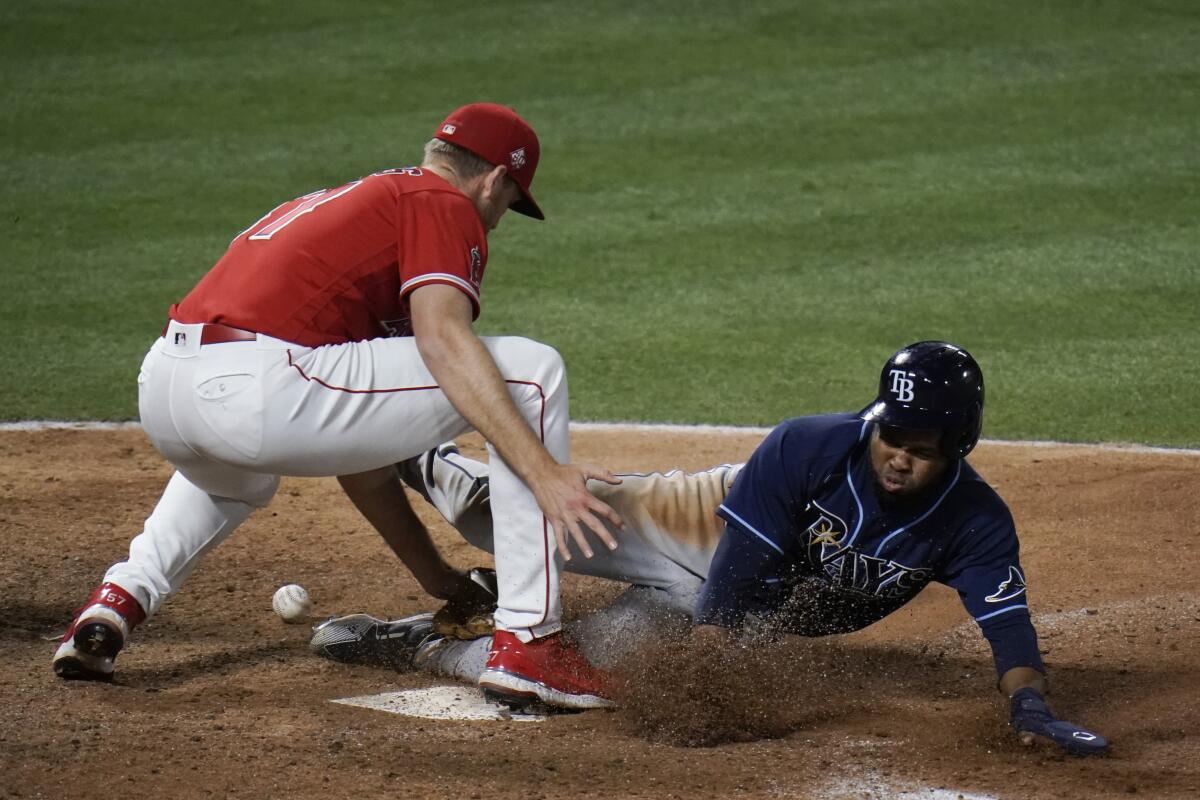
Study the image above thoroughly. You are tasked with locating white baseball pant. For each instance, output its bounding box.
[105,320,573,640]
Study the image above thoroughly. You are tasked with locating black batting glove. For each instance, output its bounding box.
[1009,687,1109,756]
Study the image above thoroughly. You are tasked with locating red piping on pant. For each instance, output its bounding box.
[286,350,439,394]
[286,351,555,629]
[506,380,551,629]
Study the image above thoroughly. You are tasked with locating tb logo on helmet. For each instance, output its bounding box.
[888,369,915,402]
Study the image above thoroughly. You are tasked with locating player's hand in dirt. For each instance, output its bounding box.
[531,462,625,560]
[1009,687,1109,756]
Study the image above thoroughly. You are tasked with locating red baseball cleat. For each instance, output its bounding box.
[478,630,614,711]
[52,583,146,681]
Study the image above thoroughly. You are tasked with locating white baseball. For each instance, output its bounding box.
[272,583,312,623]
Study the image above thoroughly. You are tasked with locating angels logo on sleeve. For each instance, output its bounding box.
[985,565,1028,603]
[469,246,483,286]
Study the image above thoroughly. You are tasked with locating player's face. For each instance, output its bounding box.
[475,168,523,232]
[869,425,951,499]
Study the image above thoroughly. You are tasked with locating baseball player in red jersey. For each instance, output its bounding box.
[53,103,623,710]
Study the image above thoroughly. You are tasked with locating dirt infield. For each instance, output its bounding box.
[1,427,1197,799]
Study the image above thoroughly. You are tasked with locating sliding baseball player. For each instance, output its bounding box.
[313,342,1109,755]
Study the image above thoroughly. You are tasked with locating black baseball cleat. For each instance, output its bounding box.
[310,612,439,671]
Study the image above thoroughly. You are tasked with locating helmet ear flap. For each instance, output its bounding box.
[941,399,984,458]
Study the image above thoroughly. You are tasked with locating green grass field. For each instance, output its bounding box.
[2,1,1197,445]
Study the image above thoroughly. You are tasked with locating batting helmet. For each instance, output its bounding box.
[860,341,985,458]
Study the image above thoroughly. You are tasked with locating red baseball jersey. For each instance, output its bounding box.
[170,168,488,346]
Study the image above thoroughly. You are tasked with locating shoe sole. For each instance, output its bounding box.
[53,654,114,682]
[478,669,614,711]
[310,613,434,669]
[310,614,388,662]
[480,687,578,716]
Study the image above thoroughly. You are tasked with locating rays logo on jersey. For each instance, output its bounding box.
[985,565,1027,603]
[803,502,848,550]
[801,502,932,600]
[818,548,933,599]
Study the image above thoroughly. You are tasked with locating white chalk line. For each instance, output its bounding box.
[0,420,144,431]
[3,419,1198,456]
[819,775,998,800]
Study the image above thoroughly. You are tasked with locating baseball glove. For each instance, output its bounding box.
[433,567,498,640]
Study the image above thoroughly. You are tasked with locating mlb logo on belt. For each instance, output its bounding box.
[509,147,527,170]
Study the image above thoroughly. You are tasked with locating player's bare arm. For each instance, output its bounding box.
[409,283,625,560]
[337,466,463,599]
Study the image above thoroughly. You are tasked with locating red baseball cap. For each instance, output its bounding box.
[434,103,544,220]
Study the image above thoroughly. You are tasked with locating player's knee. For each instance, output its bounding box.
[244,474,282,507]
[493,337,565,385]
[519,337,564,370]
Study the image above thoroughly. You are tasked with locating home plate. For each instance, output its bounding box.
[332,685,546,722]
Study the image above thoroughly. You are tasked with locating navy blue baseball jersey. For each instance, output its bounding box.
[695,413,1043,677]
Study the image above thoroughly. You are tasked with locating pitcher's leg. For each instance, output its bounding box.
[58,339,277,675]
[484,337,571,640]
[256,337,475,477]
[266,334,571,640]
[103,468,279,617]
[255,335,572,643]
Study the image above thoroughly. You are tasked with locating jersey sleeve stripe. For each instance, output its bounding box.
[843,455,866,546]
[974,603,1029,623]
[716,503,786,555]
[400,273,481,304]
